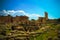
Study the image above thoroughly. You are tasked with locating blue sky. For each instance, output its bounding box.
[0,0,60,19]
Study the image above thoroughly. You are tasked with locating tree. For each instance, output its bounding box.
[57,18,60,22]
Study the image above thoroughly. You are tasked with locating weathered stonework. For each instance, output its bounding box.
[0,12,48,25]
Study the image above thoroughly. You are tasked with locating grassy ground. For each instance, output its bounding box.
[30,24,60,40]
[0,23,60,40]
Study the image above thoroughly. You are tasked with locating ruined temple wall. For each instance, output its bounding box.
[38,17,45,23]
[0,16,4,23]
[0,16,12,23]
[12,16,29,24]
[45,12,48,20]
[0,14,47,24]
[13,16,20,23]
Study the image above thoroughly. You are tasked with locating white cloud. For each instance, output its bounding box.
[31,14,40,17]
[0,10,40,19]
